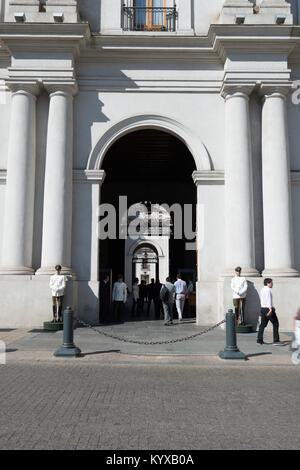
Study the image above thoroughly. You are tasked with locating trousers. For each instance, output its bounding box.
[257,308,280,343]
[175,294,185,320]
[162,302,173,324]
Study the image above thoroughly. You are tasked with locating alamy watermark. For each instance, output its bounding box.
[291,81,300,105]
[97,196,204,251]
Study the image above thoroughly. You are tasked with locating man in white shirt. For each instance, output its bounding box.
[231,266,248,325]
[174,273,187,322]
[49,264,66,323]
[112,274,127,322]
[257,278,280,345]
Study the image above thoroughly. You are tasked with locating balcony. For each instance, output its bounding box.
[122,5,177,32]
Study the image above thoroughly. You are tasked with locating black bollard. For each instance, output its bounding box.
[54,306,81,357]
[219,309,246,360]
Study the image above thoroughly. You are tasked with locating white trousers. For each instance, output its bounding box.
[175,294,186,320]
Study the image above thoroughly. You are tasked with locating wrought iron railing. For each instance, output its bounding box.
[122,6,177,32]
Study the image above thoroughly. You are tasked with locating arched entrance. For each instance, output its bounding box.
[132,244,159,285]
[98,126,198,322]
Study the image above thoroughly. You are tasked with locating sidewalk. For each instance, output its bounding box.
[0,318,295,366]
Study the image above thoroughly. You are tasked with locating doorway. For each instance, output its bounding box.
[99,128,197,322]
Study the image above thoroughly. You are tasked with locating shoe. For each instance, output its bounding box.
[273,341,284,346]
[164,323,170,326]
[257,340,265,345]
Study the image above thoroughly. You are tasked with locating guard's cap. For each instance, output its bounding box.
[235,266,242,273]
[55,265,62,271]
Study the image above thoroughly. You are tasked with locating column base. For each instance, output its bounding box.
[36,266,75,277]
[221,267,261,278]
[262,268,300,278]
[0,266,35,275]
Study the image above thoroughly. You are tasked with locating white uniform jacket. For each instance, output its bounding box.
[50,274,66,297]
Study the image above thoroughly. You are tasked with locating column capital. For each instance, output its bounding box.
[5,80,42,97]
[44,81,78,97]
[221,83,255,101]
[259,83,292,100]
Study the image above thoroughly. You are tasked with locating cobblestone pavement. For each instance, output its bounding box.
[0,362,299,450]
[0,319,295,365]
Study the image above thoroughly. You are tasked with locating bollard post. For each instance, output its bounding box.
[54,306,81,357]
[219,309,246,360]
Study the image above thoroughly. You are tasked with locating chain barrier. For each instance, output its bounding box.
[76,317,226,346]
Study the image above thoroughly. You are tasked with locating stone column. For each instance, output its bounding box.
[37,83,77,275]
[0,82,40,275]
[222,86,259,277]
[261,86,299,277]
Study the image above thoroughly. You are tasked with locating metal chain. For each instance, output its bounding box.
[76,318,226,346]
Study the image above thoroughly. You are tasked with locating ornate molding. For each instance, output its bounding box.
[0,170,7,185]
[73,169,106,184]
[192,170,225,186]
[43,80,78,97]
[5,79,42,96]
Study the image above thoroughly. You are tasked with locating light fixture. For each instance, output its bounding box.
[276,14,286,25]
[235,14,245,25]
[14,12,25,22]
[53,12,64,23]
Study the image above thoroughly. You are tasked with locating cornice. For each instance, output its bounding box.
[0,22,91,56]
[1,22,300,64]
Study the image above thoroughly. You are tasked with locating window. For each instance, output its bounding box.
[122,1,177,32]
[134,0,166,31]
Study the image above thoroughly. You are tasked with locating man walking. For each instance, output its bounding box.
[160,277,175,326]
[174,273,187,322]
[231,267,248,325]
[112,274,127,323]
[257,278,281,345]
[49,265,66,323]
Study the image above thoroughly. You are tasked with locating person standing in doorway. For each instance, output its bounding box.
[131,277,140,318]
[100,274,110,322]
[154,279,163,319]
[147,278,156,315]
[138,280,147,314]
[186,279,194,315]
[231,267,248,325]
[257,278,281,345]
[174,273,187,322]
[160,277,175,326]
[112,274,127,323]
[49,265,66,323]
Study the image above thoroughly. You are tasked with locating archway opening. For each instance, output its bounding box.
[132,244,159,284]
[99,128,197,322]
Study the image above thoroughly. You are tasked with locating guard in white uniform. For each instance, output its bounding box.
[231,266,248,325]
[49,265,66,322]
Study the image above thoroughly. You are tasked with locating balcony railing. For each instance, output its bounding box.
[122,6,177,32]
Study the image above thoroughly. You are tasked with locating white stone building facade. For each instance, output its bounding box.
[1,0,300,329]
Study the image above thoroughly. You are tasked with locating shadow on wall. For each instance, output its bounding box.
[74,70,139,168]
[78,0,101,32]
[246,281,261,330]
[77,282,99,325]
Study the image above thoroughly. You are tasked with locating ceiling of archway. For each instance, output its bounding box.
[102,129,196,182]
